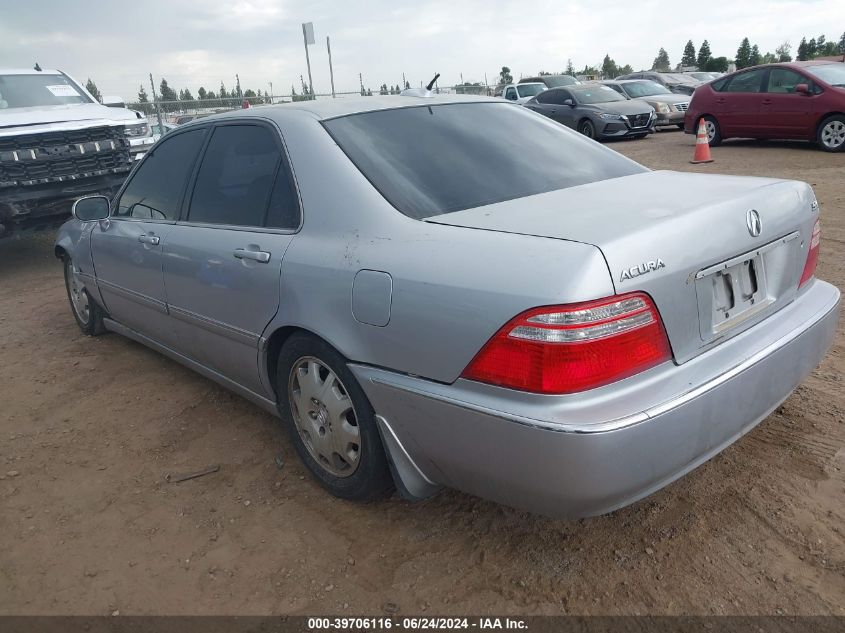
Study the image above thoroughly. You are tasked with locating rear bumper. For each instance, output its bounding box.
[351,279,840,517]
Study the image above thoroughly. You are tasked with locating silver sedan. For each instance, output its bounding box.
[56,94,839,517]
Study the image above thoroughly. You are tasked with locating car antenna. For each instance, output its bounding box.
[426,73,440,91]
[34,62,42,72]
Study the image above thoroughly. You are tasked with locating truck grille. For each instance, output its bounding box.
[675,102,689,112]
[628,113,652,128]
[0,125,133,188]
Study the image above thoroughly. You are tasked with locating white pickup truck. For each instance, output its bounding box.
[0,68,155,237]
[498,82,547,104]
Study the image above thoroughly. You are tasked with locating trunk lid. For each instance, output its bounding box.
[426,170,817,363]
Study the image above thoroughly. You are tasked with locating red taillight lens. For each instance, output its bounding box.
[799,219,821,288]
[461,292,672,394]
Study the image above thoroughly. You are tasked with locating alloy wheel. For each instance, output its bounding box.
[287,357,361,477]
[65,258,90,325]
[705,120,717,143]
[820,120,845,150]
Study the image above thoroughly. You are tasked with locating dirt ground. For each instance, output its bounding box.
[1,130,844,616]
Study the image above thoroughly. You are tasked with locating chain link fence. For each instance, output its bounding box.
[127,84,497,122]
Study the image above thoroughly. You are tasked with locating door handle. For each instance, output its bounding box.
[762,99,772,105]
[138,234,160,245]
[234,248,270,263]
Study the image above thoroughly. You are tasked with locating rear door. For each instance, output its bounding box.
[715,68,767,136]
[161,120,301,396]
[760,67,819,138]
[526,89,577,128]
[91,127,207,349]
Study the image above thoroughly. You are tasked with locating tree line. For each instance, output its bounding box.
[498,30,844,84]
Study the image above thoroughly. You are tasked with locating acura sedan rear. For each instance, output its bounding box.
[56,95,839,517]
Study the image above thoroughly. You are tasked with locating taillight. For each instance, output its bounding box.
[799,219,821,288]
[461,292,672,394]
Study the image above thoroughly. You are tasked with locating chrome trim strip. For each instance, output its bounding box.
[168,305,259,347]
[366,285,839,435]
[695,232,799,280]
[97,278,167,314]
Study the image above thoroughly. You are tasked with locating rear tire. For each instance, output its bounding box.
[276,332,393,501]
[817,115,845,152]
[578,119,596,140]
[63,255,105,336]
[701,115,722,146]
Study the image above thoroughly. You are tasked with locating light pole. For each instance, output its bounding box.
[327,36,336,98]
[268,82,273,104]
[302,22,315,98]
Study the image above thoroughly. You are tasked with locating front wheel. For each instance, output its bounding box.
[63,256,105,335]
[277,333,393,501]
[817,115,845,152]
[578,119,596,139]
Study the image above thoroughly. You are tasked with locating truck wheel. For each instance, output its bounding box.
[817,115,845,152]
[63,256,105,336]
[277,332,393,501]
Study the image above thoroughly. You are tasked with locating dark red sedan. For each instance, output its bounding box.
[684,61,845,152]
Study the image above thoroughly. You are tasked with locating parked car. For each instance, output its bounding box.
[684,61,845,152]
[687,72,721,82]
[500,82,546,103]
[616,71,700,95]
[0,68,151,237]
[598,79,690,128]
[520,74,580,88]
[524,84,655,140]
[56,94,839,517]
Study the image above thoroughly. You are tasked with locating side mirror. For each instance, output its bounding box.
[564,99,575,107]
[72,196,110,221]
[795,83,810,95]
[102,95,125,108]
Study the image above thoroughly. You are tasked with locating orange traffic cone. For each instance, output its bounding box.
[690,118,714,164]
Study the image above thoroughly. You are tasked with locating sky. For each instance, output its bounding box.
[1,0,844,101]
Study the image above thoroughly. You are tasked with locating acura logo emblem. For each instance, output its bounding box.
[746,209,762,237]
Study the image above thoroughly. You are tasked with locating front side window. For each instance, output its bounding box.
[766,69,807,94]
[324,103,646,219]
[0,73,92,109]
[115,129,206,220]
[504,87,517,100]
[724,69,766,93]
[187,125,281,227]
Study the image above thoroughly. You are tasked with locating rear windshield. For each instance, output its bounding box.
[0,74,92,109]
[324,102,645,219]
[516,83,545,98]
[540,75,579,87]
[623,80,672,97]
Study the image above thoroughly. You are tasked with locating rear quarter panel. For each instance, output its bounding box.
[264,112,615,383]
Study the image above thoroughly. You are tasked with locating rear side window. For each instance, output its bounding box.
[116,129,205,220]
[324,103,645,219]
[188,125,280,227]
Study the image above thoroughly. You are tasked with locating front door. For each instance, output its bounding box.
[162,122,301,396]
[91,127,207,348]
[760,67,818,138]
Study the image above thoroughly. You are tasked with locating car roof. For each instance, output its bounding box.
[199,94,497,122]
[0,68,63,75]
